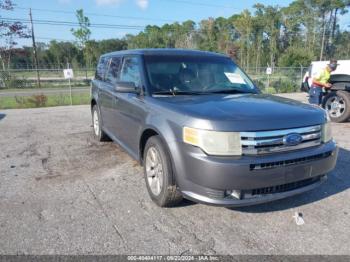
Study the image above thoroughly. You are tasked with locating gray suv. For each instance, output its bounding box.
[91,49,338,207]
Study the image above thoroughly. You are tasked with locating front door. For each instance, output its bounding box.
[111,56,146,157]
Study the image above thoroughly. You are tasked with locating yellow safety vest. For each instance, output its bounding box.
[313,68,331,86]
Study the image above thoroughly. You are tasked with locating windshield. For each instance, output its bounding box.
[144,55,259,95]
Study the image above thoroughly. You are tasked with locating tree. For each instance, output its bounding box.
[4,0,350,70]
[279,46,315,67]
[198,18,218,51]
[0,0,29,70]
[71,9,91,66]
[44,40,80,67]
[232,10,254,68]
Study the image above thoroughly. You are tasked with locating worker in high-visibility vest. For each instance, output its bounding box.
[309,59,339,106]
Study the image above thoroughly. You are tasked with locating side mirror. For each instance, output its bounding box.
[115,81,140,94]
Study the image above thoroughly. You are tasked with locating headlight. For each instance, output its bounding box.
[183,127,242,156]
[321,121,332,143]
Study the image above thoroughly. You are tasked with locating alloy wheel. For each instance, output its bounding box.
[145,146,164,196]
[93,110,100,136]
[325,96,346,118]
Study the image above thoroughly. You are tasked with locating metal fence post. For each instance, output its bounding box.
[67,62,73,106]
[300,64,304,89]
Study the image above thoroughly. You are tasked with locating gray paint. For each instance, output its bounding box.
[91,49,338,206]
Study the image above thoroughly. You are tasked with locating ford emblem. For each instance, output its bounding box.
[283,133,303,146]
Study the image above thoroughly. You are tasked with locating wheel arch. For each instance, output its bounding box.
[91,98,97,112]
[139,128,160,164]
[139,126,174,162]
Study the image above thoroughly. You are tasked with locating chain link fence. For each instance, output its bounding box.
[0,68,95,89]
[0,68,95,109]
[244,66,309,94]
[0,66,308,109]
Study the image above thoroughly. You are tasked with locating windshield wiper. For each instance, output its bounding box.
[204,89,254,94]
[152,90,205,96]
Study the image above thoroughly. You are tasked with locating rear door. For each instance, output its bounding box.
[94,56,110,126]
[100,56,123,135]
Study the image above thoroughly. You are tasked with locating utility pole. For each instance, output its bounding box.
[29,8,41,88]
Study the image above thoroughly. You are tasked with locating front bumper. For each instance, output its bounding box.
[170,140,338,207]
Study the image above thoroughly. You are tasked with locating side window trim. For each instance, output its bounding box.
[95,56,104,81]
[103,57,112,82]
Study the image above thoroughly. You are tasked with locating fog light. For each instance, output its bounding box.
[226,190,241,199]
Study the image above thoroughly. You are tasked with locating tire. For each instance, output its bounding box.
[92,105,110,141]
[322,91,350,123]
[143,136,183,207]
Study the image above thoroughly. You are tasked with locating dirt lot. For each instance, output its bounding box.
[0,93,349,255]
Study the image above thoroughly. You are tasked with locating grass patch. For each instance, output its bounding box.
[0,93,90,109]
[0,86,90,93]
[8,70,95,79]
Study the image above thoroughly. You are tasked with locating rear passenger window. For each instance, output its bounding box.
[95,56,108,80]
[120,56,141,88]
[105,56,122,85]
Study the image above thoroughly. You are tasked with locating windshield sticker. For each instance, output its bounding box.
[224,72,246,84]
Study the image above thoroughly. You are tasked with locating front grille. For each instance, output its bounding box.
[250,151,332,170]
[247,176,322,196]
[241,125,322,155]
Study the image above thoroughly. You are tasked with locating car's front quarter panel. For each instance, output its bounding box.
[141,97,189,154]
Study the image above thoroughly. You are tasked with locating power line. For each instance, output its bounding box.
[13,6,179,23]
[1,17,204,33]
[160,0,240,9]
[1,17,146,30]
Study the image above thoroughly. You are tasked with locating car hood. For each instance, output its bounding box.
[153,94,326,131]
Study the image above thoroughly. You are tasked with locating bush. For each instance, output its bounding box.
[253,79,266,90]
[27,94,48,107]
[262,87,277,94]
[270,78,298,93]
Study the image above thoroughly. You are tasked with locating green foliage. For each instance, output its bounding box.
[270,79,298,93]
[3,0,350,69]
[262,87,277,94]
[279,47,315,67]
[71,9,91,49]
[0,0,30,70]
[0,93,91,109]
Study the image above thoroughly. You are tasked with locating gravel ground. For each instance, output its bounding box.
[0,93,349,255]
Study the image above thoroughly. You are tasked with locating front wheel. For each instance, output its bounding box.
[143,136,182,207]
[322,91,350,123]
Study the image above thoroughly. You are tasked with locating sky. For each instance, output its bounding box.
[1,0,350,46]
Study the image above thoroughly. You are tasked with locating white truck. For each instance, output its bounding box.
[302,60,350,122]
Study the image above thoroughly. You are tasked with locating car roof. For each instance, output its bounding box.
[101,48,229,58]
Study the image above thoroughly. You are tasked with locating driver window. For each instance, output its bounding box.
[120,56,141,88]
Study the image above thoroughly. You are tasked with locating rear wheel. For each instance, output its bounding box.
[92,105,110,141]
[143,136,182,207]
[323,91,350,123]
